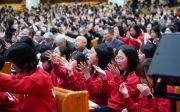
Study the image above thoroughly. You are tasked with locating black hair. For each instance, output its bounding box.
[5,42,38,73]
[6,18,14,28]
[40,50,52,73]
[50,27,59,34]
[130,24,142,38]
[0,38,6,50]
[18,36,35,49]
[59,46,71,60]
[0,55,5,70]
[165,25,176,33]
[140,43,157,59]
[94,43,114,70]
[135,58,152,85]
[71,52,86,65]
[115,23,125,37]
[151,25,161,38]
[103,25,114,35]
[115,45,139,81]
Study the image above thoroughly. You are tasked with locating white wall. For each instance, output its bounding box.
[108,0,127,6]
[26,0,40,10]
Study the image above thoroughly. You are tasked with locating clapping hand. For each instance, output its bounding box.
[93,65,106,80]
[107,64,120,78]
[137,84,152,96]
[79,62,90,80]
[46,50,60,64]
[119,82,129,98]
[64,59,74,77]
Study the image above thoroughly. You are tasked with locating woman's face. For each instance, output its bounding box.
[114,50,128,71]
[150,30,158,39]
[138,50,145,62]
[13,20,18,29]
[146,24,152,33]
[87,47,98,66]
[130,27,137,37]
[42,61,51,72]
[114,26,119,37]
[53,47,61,58]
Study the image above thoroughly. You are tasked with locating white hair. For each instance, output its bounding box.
[54,34,67,43]
[76,36,87,44]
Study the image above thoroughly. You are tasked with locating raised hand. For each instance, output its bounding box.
[5,42,11,49]
[59,57,68,66]
[107,64,120,78]
[79,62,90,80]
[121,108,128,112]
[93,65,106,80]
[45,50,59,64]
[137,84,152,96]
[119,82,129,98]
[64,59,74,77]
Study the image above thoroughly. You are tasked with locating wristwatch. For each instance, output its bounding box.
[146,94,153,100]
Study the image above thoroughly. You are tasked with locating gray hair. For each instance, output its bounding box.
[76,36,87,44]
[54,34,66,43]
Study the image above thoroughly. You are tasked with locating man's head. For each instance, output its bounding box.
[75,36,87,51]
[18,27,33,39]
[54,34,67,47]
[103,26,114,42]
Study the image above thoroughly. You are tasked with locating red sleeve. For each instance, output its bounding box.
[101,70,114,97]
[129,39,139,50]
[0,92,19,112]
[85,74,103,96]
[67,68,86,91]
[51,63,68,79]
[157,98,171,112]
[85,70,114,96]
[125,72,140,100]
[119,37,130,45]
[138,35,144,44]
[0,72,51,94]
[124,94,157,112]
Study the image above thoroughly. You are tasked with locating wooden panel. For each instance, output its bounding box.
[54,87,89,112]
[0,4,24,11]
[0,0,22,4]
[0,62,11,75]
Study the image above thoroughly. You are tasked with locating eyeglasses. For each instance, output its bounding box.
[114,56,125,61]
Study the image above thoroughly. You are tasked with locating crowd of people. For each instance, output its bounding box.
[0,2,180,112]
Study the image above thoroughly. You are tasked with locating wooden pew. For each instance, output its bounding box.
[0,62,11,75]
[54,87,89,112]
[0,4,24,11]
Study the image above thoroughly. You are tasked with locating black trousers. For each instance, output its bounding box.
[95,106,117,112]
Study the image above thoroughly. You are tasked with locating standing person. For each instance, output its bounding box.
[96,45,140,112]
[0,42,57,112]
[0,55,19,112]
